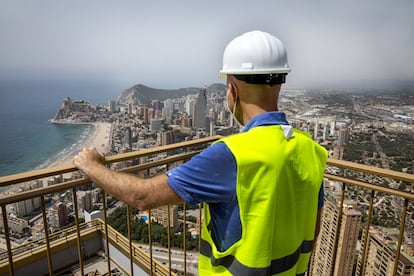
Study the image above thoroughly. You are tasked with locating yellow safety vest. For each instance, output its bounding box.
[199,125,328,275]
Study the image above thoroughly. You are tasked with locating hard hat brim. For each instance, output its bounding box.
[219,68,291,78]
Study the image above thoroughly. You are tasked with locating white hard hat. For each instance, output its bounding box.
[220,30,291,77]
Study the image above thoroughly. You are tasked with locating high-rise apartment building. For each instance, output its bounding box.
[14,181,41,216]
[323,123,330,141]
[314,117,320,140]
[123,127,132,150]
[108,100,116,113]
[137,105,148,120]
[338,128,350,146]
[334,202,362,275]
[152,99,162,111]
[185,97,196,116]
[77,190,92,212]
[128,103,133,114]
[210,121,215,136]
[192,88,207,130]
[160,130,177,146]
[150,118,164,132]
[356,226,414,276]
[310,188,361,276]
[48,201,68,229]
[147,108,155,122]
[163,98,174,122]
[151,205,179,229]
[330,120,336,136]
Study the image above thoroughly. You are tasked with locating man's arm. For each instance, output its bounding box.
[73,147,182,210]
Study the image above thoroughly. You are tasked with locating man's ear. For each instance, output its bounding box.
[227,82,237,101]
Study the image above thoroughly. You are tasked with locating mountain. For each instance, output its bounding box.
[118,83,226,105]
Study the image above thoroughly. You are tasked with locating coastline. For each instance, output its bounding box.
[47,122,112,167]
[0,121,112,194]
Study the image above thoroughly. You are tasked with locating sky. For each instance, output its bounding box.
[1,0,413,89]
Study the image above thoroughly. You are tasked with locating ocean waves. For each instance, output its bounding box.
[0,121,92,177]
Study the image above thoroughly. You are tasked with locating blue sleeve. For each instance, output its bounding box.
[318,183,324,209]
[166,142,237,205]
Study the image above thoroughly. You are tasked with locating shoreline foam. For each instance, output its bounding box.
[47,122,112,167]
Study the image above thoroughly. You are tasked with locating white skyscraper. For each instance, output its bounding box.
[314,117,319,140]
[323,123,330,141]
[185,96,196,116]
[163,98,174,121]
[330,120,336,136]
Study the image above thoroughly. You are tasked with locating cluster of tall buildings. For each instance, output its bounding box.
[310,182,414,275]
[356,227,414,275]
[310,187,362,275]
[0,178,105,239]
[109,86,238,154]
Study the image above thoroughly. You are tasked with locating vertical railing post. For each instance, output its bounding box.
[183,203,187,276]
[72,187,85,276]
[166,164,172,275]
[127,205,134,276]
[392,198,409,276]
[1,205,14,276]
[40,195,53,275]
[330,182,346,275]
[167,205,172,275]
[359,189,375,275]
[148,209,153,276]
[102,190,111,274]
[198,203,202,251]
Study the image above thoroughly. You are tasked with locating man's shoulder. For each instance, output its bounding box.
[221,125,286,140]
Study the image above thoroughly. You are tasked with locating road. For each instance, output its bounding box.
[139,245,198,275]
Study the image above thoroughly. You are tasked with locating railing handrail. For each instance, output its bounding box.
[325,173,414,201]
[1,138,413,210]
[0,150,204,206]
[0,135,223,187]
[327,158,414,184]
[1,147,412,208]
[1,139,412,191]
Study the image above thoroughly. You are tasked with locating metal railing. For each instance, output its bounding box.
[0,135,413,276]
[323,159,414,276]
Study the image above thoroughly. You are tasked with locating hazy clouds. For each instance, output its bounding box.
[1,0,413,88]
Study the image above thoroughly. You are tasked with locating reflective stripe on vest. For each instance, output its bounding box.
[200,238,313,276]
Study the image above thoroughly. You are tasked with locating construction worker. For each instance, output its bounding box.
[73,30,328,275]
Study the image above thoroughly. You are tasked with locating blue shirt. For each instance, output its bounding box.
[167,112,324,251]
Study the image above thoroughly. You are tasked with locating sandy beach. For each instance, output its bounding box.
[48,122,112,167]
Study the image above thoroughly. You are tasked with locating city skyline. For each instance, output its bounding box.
[1,0,414,90]
[0,85,413,274]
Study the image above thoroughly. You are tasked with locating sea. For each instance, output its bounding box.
[0,79,123,178]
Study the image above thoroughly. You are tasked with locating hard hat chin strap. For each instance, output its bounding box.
[233,73,286,86]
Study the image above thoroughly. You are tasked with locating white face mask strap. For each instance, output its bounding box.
[232,92,237,115]
[231,89,243,126]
